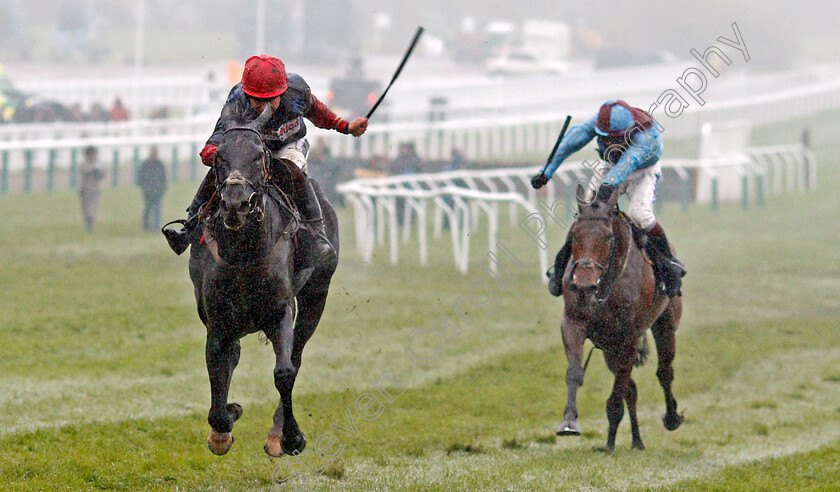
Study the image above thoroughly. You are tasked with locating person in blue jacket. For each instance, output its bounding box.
[531,99,685,297]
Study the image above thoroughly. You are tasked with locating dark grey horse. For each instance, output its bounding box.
[188,108,339,457]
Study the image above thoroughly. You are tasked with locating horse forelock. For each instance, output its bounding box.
[577,201,610,222]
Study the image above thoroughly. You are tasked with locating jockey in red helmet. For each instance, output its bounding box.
[163,55,368,264]
[531,99,685,297]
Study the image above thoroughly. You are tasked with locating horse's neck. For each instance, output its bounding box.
[607,215,633,278]
[262,197,293,255]
[213,210,275,262]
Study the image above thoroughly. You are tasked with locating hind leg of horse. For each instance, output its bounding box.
[625,377,644,450]
[264,302,302,457]
[652,299,683,431]
[603,351,633,452]
[557,317,586,436]
[205,336,243,455]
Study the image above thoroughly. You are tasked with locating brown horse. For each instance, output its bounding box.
[556,185,683,451]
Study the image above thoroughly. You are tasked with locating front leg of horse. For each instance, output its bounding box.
[205,336,243,455]
[652,303,684,431]
[557,318,586,436]
[603,352,632,452]
[264,303,305,457]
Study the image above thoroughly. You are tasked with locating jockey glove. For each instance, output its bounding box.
[596,183,616,201]
[200,145,218,167]
[531,173,549,189]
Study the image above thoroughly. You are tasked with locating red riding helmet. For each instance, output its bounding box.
[241,55,288,99]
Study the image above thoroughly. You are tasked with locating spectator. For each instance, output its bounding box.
[149,106,170,120]
[308,137,343,204]
[78,146,106,232]
[88,101,109,122]
[137,146,167,231]
[68,103,85,122]
[447,147,466,171]
[390,142,421,175]
[109,96,129,121]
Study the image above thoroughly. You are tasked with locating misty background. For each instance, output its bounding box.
[0,0,837,71]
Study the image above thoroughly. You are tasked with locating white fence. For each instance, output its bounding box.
[337,146,816,279]
[14,74,224,119]
[0,64,833,195]
[4,63,840,156]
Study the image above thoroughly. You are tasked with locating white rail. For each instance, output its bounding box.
[337,147,815,277]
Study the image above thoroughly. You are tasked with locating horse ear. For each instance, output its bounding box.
[575,184,587,212]
[220,104,240,130]
[246,105,273,131]
[607,186,620,208]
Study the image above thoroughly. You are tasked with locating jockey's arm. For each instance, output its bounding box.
[602,128,663,187]
[306,95,368,137]
[542,115,598,178]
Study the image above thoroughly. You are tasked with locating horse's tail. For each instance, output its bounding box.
[634,335,649,367]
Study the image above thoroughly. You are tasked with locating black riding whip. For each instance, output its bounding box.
[541,114,572,173]
[365,26,425,120]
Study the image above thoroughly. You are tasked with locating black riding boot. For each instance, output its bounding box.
[162,170,216,255]
[300,179,336,265]
[645,223,686,297]
[547,235,572,297]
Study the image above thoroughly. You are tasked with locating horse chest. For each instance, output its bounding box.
[205,270,291,320]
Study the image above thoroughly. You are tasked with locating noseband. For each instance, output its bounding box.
[216,128,273,223]
[570,216,618,287]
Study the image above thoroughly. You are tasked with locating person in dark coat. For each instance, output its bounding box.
[137,146,167,231]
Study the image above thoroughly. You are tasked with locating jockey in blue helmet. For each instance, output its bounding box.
[531,99,685,297]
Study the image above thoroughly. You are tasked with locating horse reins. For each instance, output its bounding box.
[214,127,299,227]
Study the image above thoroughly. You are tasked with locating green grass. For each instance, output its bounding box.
[1,111,839,490]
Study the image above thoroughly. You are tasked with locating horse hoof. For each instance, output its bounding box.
[556,420,581,436]
[282,431,307,455]
[226,403,243,422]
[632,440,646,451]
[662,412,684,431]
[207,430,234,455]
[264,435,284,457]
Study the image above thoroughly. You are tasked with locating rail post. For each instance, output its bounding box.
[1,151,8,194]
[24,149,33,193]
[112,149,120,187]
[47,148,57,191]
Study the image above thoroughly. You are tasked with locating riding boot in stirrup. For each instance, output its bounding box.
[547,236,572,297]
[301,179,337,265]
[162,170,216,255]
[645,223,685,297]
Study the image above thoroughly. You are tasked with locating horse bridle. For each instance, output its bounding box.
[214,128,274,223]
[570,216,616,278]
[213,127,302,235]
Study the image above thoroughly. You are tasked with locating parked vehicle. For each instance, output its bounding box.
[486,48,569,76]
[325,58,382,118]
